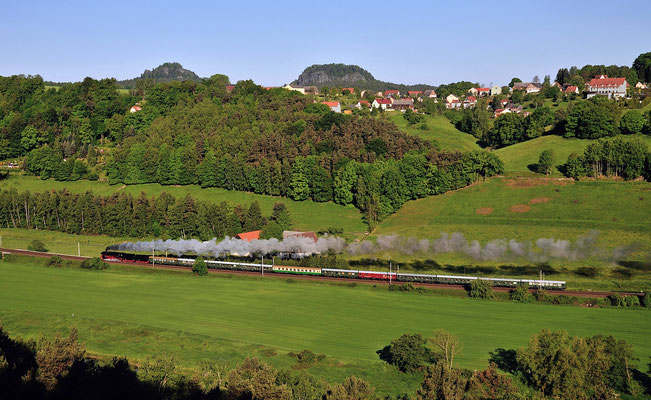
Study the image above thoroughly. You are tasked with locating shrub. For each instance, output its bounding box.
[378,333,435,372]
[80,257,108,270]
[533,289,547,302]
[47,255,63,267]
[509,284,530,302]
[467,280,494,300]
[608,294,625,307]
[550,295,575,305]
[624,295,640,307]
[574,266,598,278]
[192,256,208,276]
[1,253,16,262]
[28,239,48,252]
[642,292,651,308]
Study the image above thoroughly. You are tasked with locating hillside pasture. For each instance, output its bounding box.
[387,113,481,152]
[0,261,649,396]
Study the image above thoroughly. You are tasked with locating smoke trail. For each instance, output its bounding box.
[112,230,639,263]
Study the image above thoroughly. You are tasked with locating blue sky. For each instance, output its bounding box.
[1,0,649,86]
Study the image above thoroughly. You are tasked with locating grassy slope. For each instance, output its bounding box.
[495,134,651,174]
[387,113,481,152]
[1,174,367,236]
[374,177,651,290]
[1,262,649,383]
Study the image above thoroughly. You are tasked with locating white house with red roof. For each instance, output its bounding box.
[322,101,341,113]
[372,98,392,110]
[446,94,461,109]
[385,89,400,97]
[129,105,142,113]
[463,96,477,108]
[586,75,628,99]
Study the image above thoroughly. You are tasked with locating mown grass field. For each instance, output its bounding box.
[387,113,481,152]
[1,260,649,396]
[1,174,367,236]
[494,134,651,175]
[0,228,137,256]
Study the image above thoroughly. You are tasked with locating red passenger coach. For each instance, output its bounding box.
[358,271,397,280]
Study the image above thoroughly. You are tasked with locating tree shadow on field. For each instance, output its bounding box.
[376,345,392,364]
[488,348,518,374]
[527,163,540,173]
[617,260,651,272]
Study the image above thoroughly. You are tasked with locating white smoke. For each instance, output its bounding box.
[112,230,639,263]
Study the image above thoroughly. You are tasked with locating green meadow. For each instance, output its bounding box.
[1,260,649,396]
[386,113,481,152]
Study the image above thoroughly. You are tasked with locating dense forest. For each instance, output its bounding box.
[0,74,503,225]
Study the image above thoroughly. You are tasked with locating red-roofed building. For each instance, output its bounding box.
[129,105,142,113]
[586,75,628,99]
[342,87,354,94]
[372,98,393,110]
[565,85,579,94]
[463,96,477,108]
[408,90,422,97]
[234,230,261,242]
[385,89,400,97]
[322,101,341,113]
[354,100,370,109]
[226,85,235,93]
[494,108,511,118]
[477,88,490,96]
[283,231,318,242]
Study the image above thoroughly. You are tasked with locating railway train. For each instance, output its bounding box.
[100,251,566,290]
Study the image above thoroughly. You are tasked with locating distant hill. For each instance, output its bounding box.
[117,62,203,88]
[293,63,436,92]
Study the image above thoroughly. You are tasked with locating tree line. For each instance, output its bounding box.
[4,324,646,400]
[0,188,291,240]
[563,137,651,180]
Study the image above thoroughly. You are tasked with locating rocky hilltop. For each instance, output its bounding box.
[118,62,202,88]
[293,63,435,92]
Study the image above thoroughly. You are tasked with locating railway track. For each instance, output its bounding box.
[1,247,642,298]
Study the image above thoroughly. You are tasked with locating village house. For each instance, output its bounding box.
[342,87,354,94]
[322,101,341,113]
[423,89,437,98]
[446,94,461,109]
[354,100,370,109]
[490,85,502,96]
[635,82,647,90]
[551,81,563,90]
[226,85,235,93]
[129,105,142,113]
[234,230,261,241]
[564,85,579,94]
[283,84,319,95]
[467,88,478,96]
[392,98,415,111]
[385,89,400,97]
[512,82,542,93]
[494,108,511,118]
[407,90,422,97]
[372,98,392,110]
[463,96,477,108]
[586,75,628,99]
[475,88,491,96]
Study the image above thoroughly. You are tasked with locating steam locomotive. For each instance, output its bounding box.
[100,250,566,290]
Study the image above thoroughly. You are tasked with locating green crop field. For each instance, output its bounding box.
[1,260,649,396]
[1,174,367,236]
[387,113,481,152]
[494,134,651,174]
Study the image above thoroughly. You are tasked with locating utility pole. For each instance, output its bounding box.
[389,262,392,286]
[152,248,155,266]
[261,255,264,276]
[77,242,80,257]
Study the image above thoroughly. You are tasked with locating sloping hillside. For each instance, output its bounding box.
[387,113,480,152]
[118,62,203,88]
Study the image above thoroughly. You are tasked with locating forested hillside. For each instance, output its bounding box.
[0,74,502,226]
[294,63,436,92]
[117,62,203,88]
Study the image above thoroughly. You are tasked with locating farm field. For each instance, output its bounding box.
[1,260,649,396]
[494,134,651,174]
[1,174,367,236]
[387,113,481,152]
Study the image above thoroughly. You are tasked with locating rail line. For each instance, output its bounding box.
[1,247,642,298]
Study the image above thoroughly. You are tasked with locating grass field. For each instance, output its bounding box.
[1,174,367,236]
[387,113,481,152]
[1,260,649,396]
[375,177,651,290]
[494,134,651,174]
